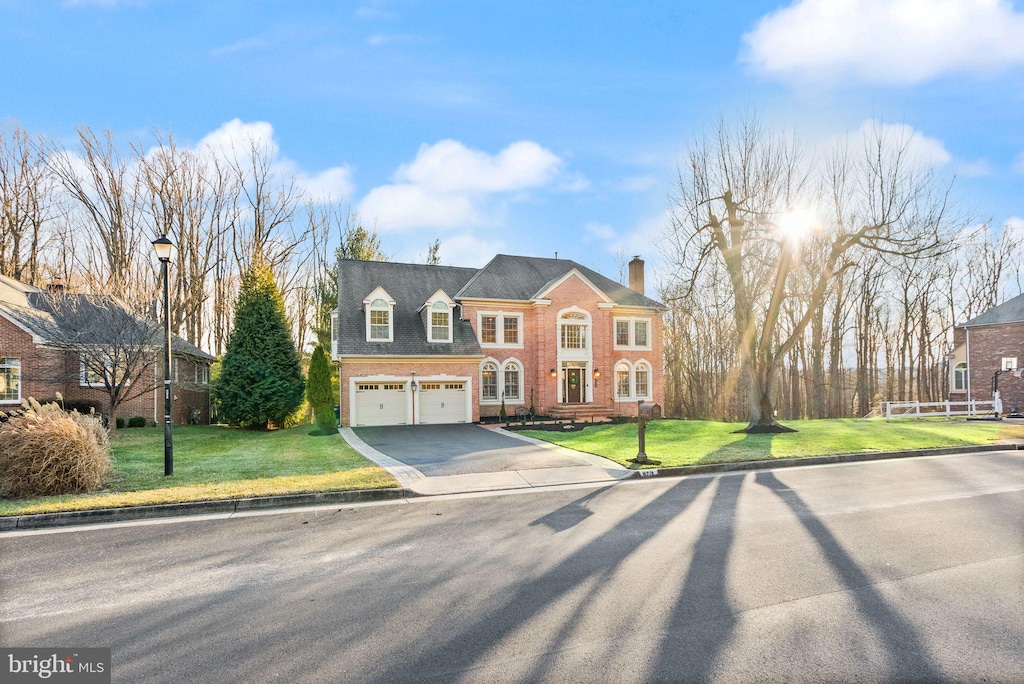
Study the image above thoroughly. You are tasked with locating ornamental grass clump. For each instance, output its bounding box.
[0,396,111,499]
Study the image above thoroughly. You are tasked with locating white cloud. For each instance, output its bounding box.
[618,175,660,193]
[584,222,616,241]
[397,139,561,194]
[437,233,507,268]
[853,120,951,167]
[1013,151,1024,174]
[359,184,479,231]
[359,139,574,231]
[743,0,1024,85]
[960,159,993,177]
[194,119,354,201]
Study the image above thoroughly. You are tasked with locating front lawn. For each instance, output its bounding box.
[523,418,1024,468]
[0,425,398,517]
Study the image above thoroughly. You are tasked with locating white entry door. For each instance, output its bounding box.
[354,383,408,426]
[418,382,468,424]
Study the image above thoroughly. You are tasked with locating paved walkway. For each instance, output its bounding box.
[340,424,631,495]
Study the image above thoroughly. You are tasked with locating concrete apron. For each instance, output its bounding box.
[339,427,632,496]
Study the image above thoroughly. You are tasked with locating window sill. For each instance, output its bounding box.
[614,396,653,403]
[0,399,21,404]
[613,345,653,352]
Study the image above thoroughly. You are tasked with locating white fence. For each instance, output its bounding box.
[882,400,995,420]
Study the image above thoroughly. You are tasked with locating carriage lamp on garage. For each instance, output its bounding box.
[410,370,418,392]
[550,368,557,378]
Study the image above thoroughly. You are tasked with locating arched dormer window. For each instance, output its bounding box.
[430,300,451,342]
[368,298,392,341]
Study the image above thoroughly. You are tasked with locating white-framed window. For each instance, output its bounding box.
[1002,357,1018,371]
[616,362,630,399]
[503,361,521,400]
[194,363,210,385]
[330,311,338,353]
[173,356,182,383]
[635,362,651,399]
[481,315,497,344]
[613,316,652,350]
[477,311,523,348]
[614,358,653,401]
[81,355,106,387]
[561,324,587,349]
[368,298,392,341]
[481,361,498,401]
[0,357,21,403]
[430,301,451,342]
[616,320,630,347]
[481,357,525,404]
[953,362,967,391]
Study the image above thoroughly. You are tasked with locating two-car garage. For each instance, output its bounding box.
[351,378,470,427]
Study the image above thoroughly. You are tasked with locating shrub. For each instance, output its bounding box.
[215,260,305,429]
[116,417,126,429]
[127,416,147,428]
[306,345,336,431]
[0,398,111,498]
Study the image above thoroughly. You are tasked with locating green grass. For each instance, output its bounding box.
[523,418,1024,468]
[0,425,398,517]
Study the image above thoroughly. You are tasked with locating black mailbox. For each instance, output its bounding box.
[632,400,663,465]
[638,402,662,420]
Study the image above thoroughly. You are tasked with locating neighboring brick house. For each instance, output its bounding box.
[0,275,214,425]
[332,254,666,427]
[948,293,1024,412]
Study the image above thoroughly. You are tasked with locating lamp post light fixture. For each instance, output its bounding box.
[550,368,557,378]
[152,236,175,477]
[593,368,601,379]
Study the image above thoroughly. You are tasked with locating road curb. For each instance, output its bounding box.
[623,443,1024,480]
[0,487,413,532]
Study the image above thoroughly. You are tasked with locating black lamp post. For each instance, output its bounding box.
[152,236,175,476]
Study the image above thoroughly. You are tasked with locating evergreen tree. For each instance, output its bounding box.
[306,345,336,431]
[216,261,305,429]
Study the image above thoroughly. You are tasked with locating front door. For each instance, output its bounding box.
[564,368,583,402]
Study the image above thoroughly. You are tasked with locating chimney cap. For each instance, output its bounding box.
[632,255,642,261]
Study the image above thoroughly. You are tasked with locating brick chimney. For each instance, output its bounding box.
[628,256,644,295]
[46,279,65,294]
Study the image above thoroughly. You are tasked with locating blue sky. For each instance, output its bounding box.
[2,0,1023,279]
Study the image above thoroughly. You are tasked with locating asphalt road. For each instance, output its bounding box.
[2,451,1022,683]
[354,424,588,475]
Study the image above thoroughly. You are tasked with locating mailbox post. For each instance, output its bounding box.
[632,400,662,465]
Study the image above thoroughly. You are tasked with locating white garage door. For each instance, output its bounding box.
[418,382,468,424]
[354,383,408,426]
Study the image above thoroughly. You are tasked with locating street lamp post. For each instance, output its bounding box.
[152,236,175,477]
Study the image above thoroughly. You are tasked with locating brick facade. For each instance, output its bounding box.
[0,315,210,425]
[950,323,1024,411]
[339,272,665,426]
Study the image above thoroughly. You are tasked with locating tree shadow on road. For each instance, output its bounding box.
[755,470,942,682]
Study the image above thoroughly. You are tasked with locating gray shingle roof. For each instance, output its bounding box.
[0,291,215,362]
[456,254,664,308]
[961,292,1024,328]
[338,259,482,356]
[337,254,664,357]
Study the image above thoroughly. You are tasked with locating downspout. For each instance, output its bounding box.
[966,327,972,401]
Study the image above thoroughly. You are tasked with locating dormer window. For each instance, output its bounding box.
[430,301,451,342]
[363,286,396,342]
[368,298,392,341]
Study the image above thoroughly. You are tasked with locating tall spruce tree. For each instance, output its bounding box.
[306,345,335,431]
[216,260,305,429]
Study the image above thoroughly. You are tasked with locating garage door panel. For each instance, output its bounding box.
[354,383,408,426]
[418,382,468,424]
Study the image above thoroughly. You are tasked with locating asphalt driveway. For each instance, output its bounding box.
[352,424,588,477]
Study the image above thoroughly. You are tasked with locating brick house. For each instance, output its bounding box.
[948,293,1024,412]
[332,254,665,427]
[0,275,214,425]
